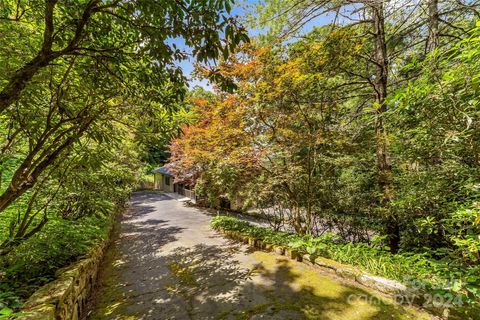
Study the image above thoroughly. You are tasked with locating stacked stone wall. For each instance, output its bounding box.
[18,221,116,320]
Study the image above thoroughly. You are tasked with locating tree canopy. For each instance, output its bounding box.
[0,0,247,284]
[169,1,480,276]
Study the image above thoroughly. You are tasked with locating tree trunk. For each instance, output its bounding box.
[371,1,399,253]
[0,0,61,113]
[0,118,93,214]
[0,0,98,114]
[0,52,58,114]
[426,0,439,53]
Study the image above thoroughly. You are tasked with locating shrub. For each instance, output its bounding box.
[0,214,111,310]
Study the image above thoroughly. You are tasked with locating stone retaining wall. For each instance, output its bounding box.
[18,220,116,320]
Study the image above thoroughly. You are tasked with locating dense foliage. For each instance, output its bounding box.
[168,2,480,313]
[169,13,480,259]
[0,0,247,314]
[0,215,111,314]
[1,0,479,317]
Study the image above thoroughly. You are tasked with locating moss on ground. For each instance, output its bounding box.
[87,199,433,320]
[89,247,432,320]
[221,251,432,320]
[167,261,198,288]
[87,235,140,320]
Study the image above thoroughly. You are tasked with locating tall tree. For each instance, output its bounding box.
[251,0,478,252]
[0,0,247,113]
[426,0,440,53]
[370,1,399,252]
[0,0,248,215]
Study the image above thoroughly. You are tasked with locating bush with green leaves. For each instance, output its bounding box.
[0,214,111,311]
[389,26,480,259]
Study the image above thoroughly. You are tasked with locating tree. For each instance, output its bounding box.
[171,40,379,239]
[426,0,440,53]
[173,1,480,255]
[0,0,248,216]
[168,90,261,207]
[0,131,142,256]
[135,86,215,168]
[0,0,247,113]
[252,0,478,252]
[390,24,480,257]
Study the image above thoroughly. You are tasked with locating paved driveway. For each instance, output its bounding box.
[87,191,431,320]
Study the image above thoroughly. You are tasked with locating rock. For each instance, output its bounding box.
[57,302,69,319]
[23,277,75,308]
[296,253,303,262]
[55,263,81,280]
[314,257,342,272]
[19,217,115,319]
[17,304,56,320]
[71,303,79,320]
[302,254,315,265]
[274,246,285,255]
[356,274,408,295]
[285,249,297,260]
[335,267,360,280]
[255,240,265,249]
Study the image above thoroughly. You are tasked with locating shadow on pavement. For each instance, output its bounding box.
[86,191,425,320]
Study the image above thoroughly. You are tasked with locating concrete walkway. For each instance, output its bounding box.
[87,191,432,320]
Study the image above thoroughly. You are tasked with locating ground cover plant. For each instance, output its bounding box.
[211,215,480,317]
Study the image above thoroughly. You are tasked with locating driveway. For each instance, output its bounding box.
[87,191,431,320]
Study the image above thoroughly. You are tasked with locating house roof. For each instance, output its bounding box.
[153,166,173,177]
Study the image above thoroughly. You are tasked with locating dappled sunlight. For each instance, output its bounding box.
[86,191,432,320]
[2,1,478,318]
[245,251,428,320]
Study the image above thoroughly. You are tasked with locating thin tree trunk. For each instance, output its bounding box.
[371,1,399,253]
[0,0,59,113]
[0,118,93,214]
[426,0,439,53]
[0,0,99,114]
[0,52,60,114]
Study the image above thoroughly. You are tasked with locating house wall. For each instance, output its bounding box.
[154,173,162,189]
[162,175,174,192]
[154,173,174,192]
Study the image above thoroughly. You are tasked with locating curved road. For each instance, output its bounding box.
[87,191,431,320]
